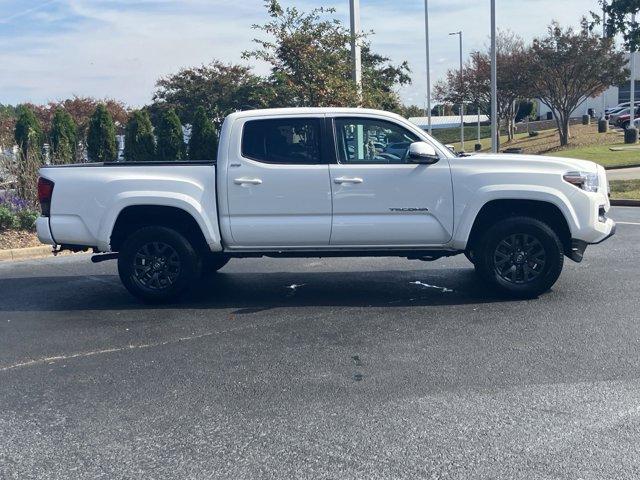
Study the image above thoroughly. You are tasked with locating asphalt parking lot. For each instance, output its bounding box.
[1,207,639,479]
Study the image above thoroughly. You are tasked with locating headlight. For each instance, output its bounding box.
[563,171,599,192]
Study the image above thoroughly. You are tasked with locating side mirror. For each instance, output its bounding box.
[407,142,439,164]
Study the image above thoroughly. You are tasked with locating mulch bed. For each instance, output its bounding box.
[0,230,41,250]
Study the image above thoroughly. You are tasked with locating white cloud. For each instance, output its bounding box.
[0,0,604,107]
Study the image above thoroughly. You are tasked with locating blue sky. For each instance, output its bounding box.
[0,0,603,108]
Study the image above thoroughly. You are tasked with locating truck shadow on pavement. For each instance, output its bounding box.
[0,268,525,313]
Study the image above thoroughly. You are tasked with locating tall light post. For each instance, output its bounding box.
[630,12,636,129]
[449,30,464,151]
[490,0,498,153]
[602,1,607,118]
[424,0,432,134]
[349,0,362,103]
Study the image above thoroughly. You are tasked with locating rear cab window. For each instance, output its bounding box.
[241,118,322,164]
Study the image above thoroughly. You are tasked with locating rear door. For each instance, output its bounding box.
[328,115,454,246]
[225,115,332,247]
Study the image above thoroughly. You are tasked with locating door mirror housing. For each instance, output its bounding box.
[407,142,439,164]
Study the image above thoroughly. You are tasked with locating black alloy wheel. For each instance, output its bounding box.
[474,216,564,298]
[492,233,546,285]
[118,226,201,302]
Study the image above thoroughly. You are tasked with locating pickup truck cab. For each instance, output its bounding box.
[37,108,615,302]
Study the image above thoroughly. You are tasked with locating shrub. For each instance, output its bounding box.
[87,104,118,162]
[0,206,18,231]
[155,109,184,161]
[14,106,43,158]
[188,107,218,160]
[17,209,38,231]
[50,107,78,164]
[0,192,38,231]
[529,130,540,137]
[124,110,155,161]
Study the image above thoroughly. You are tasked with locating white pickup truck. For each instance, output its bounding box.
[36,108,615,302]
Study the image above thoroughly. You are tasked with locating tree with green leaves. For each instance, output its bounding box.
[0,104,18,148]
[433,31,532,142]
[14,106,43,158]
[124,110,155,161]
[592,1,640,50]
[155,109,184,161]
[152,62,264,125]
[87,104,118,162]
[188,107,218,160]
[50,107,77,164]
[528,21,628,145]
[243,0,411,110]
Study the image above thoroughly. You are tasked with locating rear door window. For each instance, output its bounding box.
[242,118,322,164]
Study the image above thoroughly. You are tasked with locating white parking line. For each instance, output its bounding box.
[616,221,640,226]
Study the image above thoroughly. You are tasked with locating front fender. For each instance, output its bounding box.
[450,185,579,250]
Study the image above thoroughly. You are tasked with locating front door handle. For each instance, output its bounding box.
[334,177,363,184]
[234,177,263,185]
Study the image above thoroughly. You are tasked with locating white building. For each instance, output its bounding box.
[409,114,489,130]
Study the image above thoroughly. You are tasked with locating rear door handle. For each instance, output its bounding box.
[334,177,363,184]
[234,177,263,185]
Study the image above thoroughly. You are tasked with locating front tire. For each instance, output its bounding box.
[118,226,202,303]
[474,216,564,298]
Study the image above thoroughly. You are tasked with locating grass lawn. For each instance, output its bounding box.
[437,123,640,169]
[550,144,640,168]
[447,131,529,153]
[431,125,493,145]
[610,179,640,200]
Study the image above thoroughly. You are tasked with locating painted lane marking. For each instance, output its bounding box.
[615,221,640,226]
[0,317,291,373]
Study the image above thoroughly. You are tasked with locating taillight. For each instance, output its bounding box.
[37,177,54,217]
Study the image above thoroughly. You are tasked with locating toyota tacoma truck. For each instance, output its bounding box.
[36,108,615,302]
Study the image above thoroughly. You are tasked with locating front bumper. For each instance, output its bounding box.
[568,221,616,263]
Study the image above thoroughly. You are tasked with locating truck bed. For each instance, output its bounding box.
[39,162,221,252]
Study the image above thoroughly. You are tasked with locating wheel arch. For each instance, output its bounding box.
[110,205,211,254]
[465,199,573,255]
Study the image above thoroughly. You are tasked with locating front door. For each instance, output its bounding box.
[329,116,454,246]
[226,116,332,247]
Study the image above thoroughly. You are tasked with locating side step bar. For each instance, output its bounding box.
[91,253,119,263]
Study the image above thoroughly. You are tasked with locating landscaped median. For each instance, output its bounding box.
[0,192,50,262]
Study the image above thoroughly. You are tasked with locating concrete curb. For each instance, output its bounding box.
[611,199,640,207]
[0,245,54,262]
[605,164,640,170]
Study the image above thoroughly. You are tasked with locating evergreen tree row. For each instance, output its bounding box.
[13,104,218,163]
[123,107,217,162]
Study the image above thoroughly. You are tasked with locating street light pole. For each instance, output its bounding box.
[349,0,362,104]
[450,30,464,151]
[630,12,636,129]
[602,1,607,118]
[490,0,498,153]
[424,0,432,134]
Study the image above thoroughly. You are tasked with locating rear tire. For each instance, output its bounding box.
[474,216,564,298]
[118,226,202,303]
[464,249,476,265]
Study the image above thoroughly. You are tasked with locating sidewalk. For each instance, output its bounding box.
[607,166,640,181]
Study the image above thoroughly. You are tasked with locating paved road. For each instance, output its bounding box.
[1,207,640,479]
[607,166,640,181]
